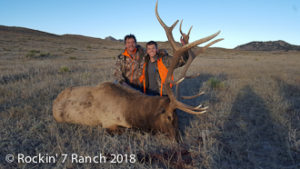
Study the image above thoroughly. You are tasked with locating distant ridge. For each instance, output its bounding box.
[0,25,103,41]
[0,25,59,37]
[105,36,123,42]
[234,40,300,51]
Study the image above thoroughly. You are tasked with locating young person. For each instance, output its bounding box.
[139,41,188,96]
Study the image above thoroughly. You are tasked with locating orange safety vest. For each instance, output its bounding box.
[139,58,173,96]
[122,48,137,83]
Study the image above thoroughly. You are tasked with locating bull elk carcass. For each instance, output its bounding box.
[52,1,223,139]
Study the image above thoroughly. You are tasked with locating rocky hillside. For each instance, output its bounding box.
[234,40,300,51]
[105,36,123,42]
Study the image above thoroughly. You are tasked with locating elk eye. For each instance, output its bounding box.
[167,116,172,121]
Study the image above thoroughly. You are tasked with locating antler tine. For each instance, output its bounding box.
[179,20,193,43]
[181,91,205,100]
[175,50,195,86]
[177,31,221,54]
[195,38,224,56]
[179,20,184,35]
[176,38,223,84]
[176,39,224,85]
[174,100,208,114]
[155,1,179,51]
[187,25,193,37]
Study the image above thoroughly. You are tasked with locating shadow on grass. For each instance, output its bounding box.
[216,85,295,169]
[176,73,226,136]
[174,74,213,136]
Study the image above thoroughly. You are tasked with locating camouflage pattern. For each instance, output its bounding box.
[114,45,145,89]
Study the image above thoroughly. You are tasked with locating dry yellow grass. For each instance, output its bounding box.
[0,26,299,168]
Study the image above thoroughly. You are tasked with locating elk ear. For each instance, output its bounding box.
[159,97,170,106]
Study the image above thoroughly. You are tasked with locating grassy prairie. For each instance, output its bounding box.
[0,27,299,168]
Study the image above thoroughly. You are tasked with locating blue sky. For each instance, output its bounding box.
[0,0,299,48]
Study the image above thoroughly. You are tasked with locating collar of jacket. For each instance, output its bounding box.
[122,48,137,60]
[149,54,158,63]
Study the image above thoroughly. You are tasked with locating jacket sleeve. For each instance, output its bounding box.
[113,54,125,83]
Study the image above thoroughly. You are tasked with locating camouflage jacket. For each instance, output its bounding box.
[141,49,189,96]
[114,45,145,89]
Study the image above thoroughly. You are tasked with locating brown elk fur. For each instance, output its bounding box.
[53,82,178,138]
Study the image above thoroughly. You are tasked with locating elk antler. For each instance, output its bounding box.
[178,20,223,100]
[155,1,224,114]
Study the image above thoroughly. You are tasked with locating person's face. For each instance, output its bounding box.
[125,38,136,53]
[147,44,158,59]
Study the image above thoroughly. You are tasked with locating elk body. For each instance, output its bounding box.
[52,1,223,139]
[53,82,179,138]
